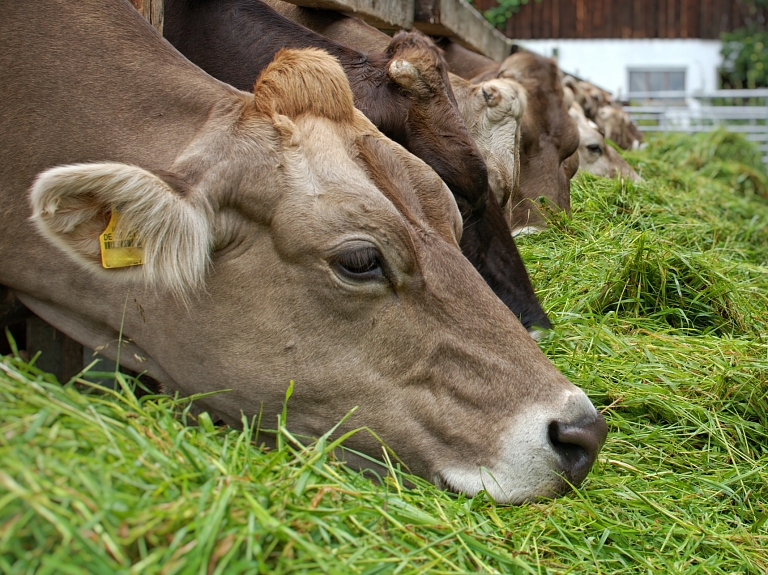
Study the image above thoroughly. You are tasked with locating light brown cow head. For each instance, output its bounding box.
[24,48,605,504]
[595,103,643,151]
[451,74,527,219]
[493,52,580,235]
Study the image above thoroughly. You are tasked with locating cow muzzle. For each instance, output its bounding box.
[435,388,606,504]
[548,412,608,487]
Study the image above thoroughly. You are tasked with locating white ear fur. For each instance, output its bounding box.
[29,163,212,298]
[481,84,502,107]
[388,59,419,89]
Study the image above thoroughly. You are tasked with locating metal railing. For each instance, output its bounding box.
[626,89,768,166]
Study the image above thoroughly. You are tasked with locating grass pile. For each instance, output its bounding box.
[2,129,768,573]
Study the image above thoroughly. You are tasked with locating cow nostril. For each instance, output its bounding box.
[548,413,608,486]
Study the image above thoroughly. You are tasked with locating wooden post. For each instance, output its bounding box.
[25,317,84,383]
[1,286,32,328]
[414,0,513,62]
[284,0,415,30]
[130,0,164,34]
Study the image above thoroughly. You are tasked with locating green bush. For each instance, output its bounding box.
[721,25,768,89]
[469,0,543,29]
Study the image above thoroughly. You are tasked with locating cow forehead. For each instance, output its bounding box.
[291,115,460,240]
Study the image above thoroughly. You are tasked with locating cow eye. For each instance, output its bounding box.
[333,246,385,281]
[586,144,602,155]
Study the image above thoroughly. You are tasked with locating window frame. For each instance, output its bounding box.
[628,67,687,96]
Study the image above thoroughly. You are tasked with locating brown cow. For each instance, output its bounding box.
[595,103,644,151]
[165,0,552,331]
[563,75,643,151]
[562,75,611,120]
[1,0,606,503]
[476,52,581,234]
[568,101,641,181]
[439,42,582,232]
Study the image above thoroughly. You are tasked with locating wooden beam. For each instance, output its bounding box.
[130,0,164,34]
[413,0,513,62]
[1,286,32,328]
[284,0,415,30]
[25,317,84,383]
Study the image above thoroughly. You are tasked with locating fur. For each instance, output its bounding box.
[29,163,213,301]
[252,48,355,123]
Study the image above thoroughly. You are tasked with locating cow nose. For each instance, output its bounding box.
[548,413,608,486]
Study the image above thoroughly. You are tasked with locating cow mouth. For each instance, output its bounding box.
[431,408,607,504]
[433,469,568,504]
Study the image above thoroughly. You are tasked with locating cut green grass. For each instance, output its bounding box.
[2,129,768,573]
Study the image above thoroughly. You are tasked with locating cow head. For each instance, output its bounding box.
[569,103,641,181]
[595,103,643,151]
[452,75,527,219]
[495,52,580,235]
[27,48,605,504]
[384,30,490,217]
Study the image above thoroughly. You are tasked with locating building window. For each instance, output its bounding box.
[629,68,686,95]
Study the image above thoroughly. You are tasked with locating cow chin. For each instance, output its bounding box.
[434,389,606,504]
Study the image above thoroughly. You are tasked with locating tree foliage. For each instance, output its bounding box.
[720,1,768,89]
[470,0,543,29]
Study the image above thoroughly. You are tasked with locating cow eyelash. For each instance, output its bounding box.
[333,246,385,282]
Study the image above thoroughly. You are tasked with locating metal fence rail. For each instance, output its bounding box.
[626,89,768,167]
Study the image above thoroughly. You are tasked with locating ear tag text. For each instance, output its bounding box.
[100,211,144,269]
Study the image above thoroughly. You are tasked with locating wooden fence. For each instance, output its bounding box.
[131,0,514,61]
[472,0,768,40]
[627,88,768,166]
[283,0,513,60]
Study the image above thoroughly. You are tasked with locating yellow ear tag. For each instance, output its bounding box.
[100,211,144,269]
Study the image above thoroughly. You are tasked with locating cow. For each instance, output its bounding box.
[562,75,611,120]
[436,42,583,233]
[567,101,641,181]
[1,0,606,504]
[164,0,551,332]
[563,75,643,151]
[595,103,644,151]
[471,52,581,235]
[451,75,527,223]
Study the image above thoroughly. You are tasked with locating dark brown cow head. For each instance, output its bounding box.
[382,30,490,217]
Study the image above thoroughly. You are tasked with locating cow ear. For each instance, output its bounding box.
[481,83,502,107]
[29,163,212,298]
[562,85,575,109]
[387,59,420,90]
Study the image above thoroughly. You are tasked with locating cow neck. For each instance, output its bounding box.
[438,40,501,81]
[2,0,242,181]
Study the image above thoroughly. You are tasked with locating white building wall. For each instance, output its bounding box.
[518,39,723,99]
